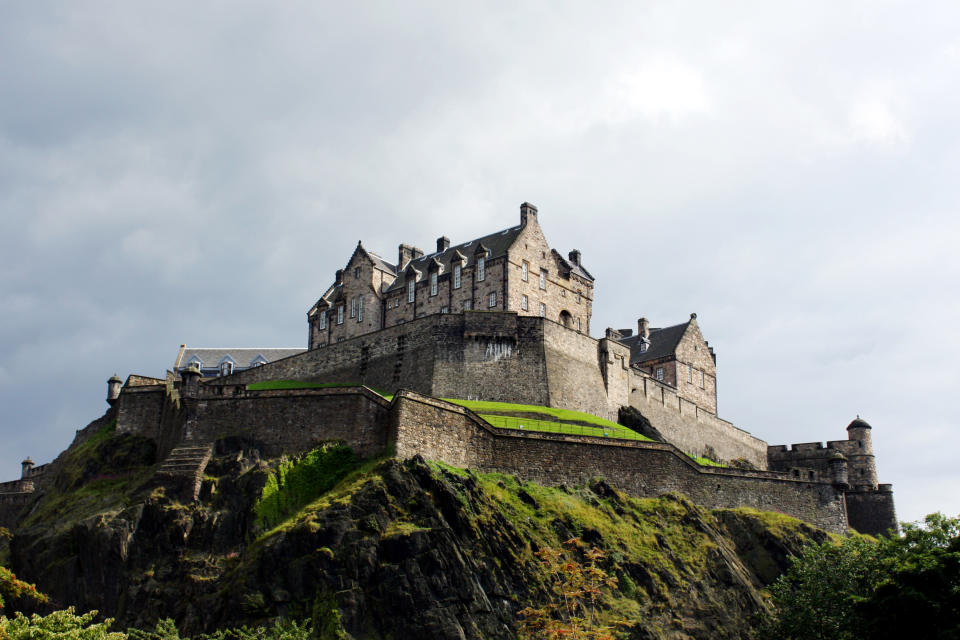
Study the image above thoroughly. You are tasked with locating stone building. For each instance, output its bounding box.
[307,203,594,349]
[174,346,305,378]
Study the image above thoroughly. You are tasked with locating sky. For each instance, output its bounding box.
[1,2,958,524]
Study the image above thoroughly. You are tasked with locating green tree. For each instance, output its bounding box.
[0,608,124,640]
[0,527,48,612]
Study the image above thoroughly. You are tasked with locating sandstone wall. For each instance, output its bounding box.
[391,392,848,533]
[627,374,768,469]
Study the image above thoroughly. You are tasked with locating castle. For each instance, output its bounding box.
[1,203,896,536]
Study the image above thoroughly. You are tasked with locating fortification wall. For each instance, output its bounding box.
[189,387,391,458]
[0,493,33,529]
[845,485,897,536]
[628,375,768,468]
[540,320,618,420]
[391,392,848,533]
[116,385,166,439]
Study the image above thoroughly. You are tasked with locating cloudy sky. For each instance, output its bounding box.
[2,2,958,523]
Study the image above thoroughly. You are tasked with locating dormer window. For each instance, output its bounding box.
[430,272,438,296]
[220,361,234,376]
[454,264,461,289]
[407,280,415,303]
[477,256,486,281]
[186,357,203,371]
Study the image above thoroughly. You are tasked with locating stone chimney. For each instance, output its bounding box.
[437,236,450,253]
[520,202,538,226]
[638,317,650,340]
[335,269,344,286]
[568,249,581,266]
[398,244,424,269]
[107,373,123,405]
[21,458,34,480]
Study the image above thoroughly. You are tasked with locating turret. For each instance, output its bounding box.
[846,416,878,489]
[828,451,849,490]
[180,363,202,398]
[107,373,123,405]
[21,457,34,480]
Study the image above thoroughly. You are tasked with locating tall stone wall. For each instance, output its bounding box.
[189,386,391,458]
[845,485,897,536]
[390,392,848,533]
[627,375,768,468]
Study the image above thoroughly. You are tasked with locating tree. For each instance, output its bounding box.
[0,608,124,640]
[516,538,627,640]
[0,527,48,612]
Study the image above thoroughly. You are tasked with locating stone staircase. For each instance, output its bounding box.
[155,443,213,502]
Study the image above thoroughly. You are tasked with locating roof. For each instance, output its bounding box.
[384,224,525,293]
[366,251,397,275]
[847,417,872,430]
[174,347,306,370]
[552,249,595,282]
[619,322,691,365]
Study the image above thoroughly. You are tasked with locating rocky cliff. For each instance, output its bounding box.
[4,412,830,639]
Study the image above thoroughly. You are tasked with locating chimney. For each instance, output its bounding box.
[638,317,650,340]
[437,236,450,253]
[335,269,344,286]
[520,202,538,226]
[568,249,581,265]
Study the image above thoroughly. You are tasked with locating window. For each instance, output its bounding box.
[688,365,693,383]
[407,280,415,303]
[430,272,438,296]
[560,289,565,297]
[576,291,581,303]
[538,302,546,317]
[464,300,472,311]
[337,306,344,324]
[220,361,233,376]
[337,337,345,343]
[489,292,496,308]
[656,367,664,381]
[700,370,705,388]
[441,306,449,314]
[350,297,357,318]
[354,266,360,278]
[576,317,581,330]
[521,295,528,311]
[454,264,461,289]
[521,261,528,281]
[357,297,364,322]
[539,269,547,289]
[477,256,485,281]
[318,312,326,330]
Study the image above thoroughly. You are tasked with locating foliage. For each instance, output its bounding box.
[764,513,960,640]
[128,617,311,640]
[0,531,48,612]
[516,538,628,640]
[0,608,123,640]
[253,445,360,531]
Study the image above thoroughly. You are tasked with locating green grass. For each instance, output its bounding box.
[442,399,627,430]
[688,454,726,467]
[478,414,649,441]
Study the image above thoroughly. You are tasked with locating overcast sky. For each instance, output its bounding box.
[2,2,958,524]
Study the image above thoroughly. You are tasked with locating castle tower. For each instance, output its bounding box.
[21,457,34,480]
[828,451,849,489]
[846,416,878,489]
[180,364,202,398]
[107,374,123,405]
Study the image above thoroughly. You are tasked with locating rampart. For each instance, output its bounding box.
[199,311,769,468]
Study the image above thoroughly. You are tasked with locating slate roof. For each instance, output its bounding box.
[619,322,691,365]
[383,225,525,293]
[174,347,306,370]
[367,251,397,275]
[552,249,595,282]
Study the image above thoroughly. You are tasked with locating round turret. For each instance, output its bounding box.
[828,451,849,489]
[846,416,873,454]
[107,374,123,405]
[180,364,202,397]
[846,416,878,489]
[21,457,34,479]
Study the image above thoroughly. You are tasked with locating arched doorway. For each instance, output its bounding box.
[558,310,573,329]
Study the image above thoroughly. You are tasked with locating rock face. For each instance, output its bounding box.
[7,420,829,639]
